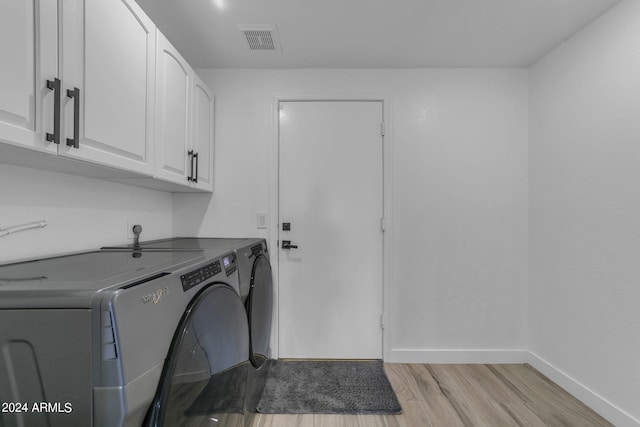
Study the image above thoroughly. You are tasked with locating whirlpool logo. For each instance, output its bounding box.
[142,287,170,305]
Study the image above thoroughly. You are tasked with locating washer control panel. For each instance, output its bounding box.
[181,261,221,292]
[222,253,237,276]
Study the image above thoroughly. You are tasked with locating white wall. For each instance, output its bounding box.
[0,163,173,263]
[0,5,634,422]
[529,0,640,425]
[174,68,529,362]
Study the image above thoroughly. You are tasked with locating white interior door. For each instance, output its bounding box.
[278,100,384,359]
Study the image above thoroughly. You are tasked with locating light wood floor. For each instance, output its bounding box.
[247,363,613,427]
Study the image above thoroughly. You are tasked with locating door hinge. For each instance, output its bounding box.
[380,313,385,329]
[380,121,385,136]
[380,217,386,232]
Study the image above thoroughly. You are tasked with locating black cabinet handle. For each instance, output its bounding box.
[187,150,194,182]
[193,152,198,183]
[46,78,61,144]
[66,87,80,148]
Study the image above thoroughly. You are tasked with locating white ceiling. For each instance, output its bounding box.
[135,0,621,69]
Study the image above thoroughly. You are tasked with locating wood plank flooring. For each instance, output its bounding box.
[248,363,613,427]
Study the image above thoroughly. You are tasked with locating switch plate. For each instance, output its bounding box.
[257,212,268,229]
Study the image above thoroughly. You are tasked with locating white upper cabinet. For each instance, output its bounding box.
[191,73,215,192]
[154,32,214,191]
[0,0,214,192]
[60,0,155,174]
[154,31,192,184]
[0,0,58,152]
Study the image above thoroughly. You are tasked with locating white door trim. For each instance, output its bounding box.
[269,92,393,360]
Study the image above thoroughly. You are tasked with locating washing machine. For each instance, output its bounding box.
[103,238,274,363]
[0,247,248,427]
[102,238,251,297]
[103,237,275,419]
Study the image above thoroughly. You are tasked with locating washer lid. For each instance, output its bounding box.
[0,250,206,308]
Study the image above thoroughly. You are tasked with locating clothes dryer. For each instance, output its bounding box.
[102,237,275,418]
[102,238,248,296]
[233,239,273,368]
[103,237,274,360]
[232,239,273,419]
[0,248,247,427]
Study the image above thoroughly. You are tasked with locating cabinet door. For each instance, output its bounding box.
[0,0,57,152]
[154,31,192,185]
[191,74,214,192]
[60,0,155,174]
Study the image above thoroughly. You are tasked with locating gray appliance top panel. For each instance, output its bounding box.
[145,237,252,250]
[0,250,206,308]
[102,237,259,252]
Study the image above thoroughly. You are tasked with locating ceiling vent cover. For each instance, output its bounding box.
[236,24,282,51]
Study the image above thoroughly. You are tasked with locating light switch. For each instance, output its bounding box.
[257,212,268,229]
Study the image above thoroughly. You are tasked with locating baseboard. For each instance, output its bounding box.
[386,348,528,364]
[528,352,640,427]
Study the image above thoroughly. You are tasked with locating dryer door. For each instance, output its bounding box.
[145,282,249,427]
[246,254,273,368]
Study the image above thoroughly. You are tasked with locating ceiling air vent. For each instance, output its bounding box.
[236,24,282,51]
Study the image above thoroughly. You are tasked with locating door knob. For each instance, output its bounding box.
[282,240,298,249]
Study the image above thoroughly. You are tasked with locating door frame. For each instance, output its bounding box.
[268,93,393,360]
